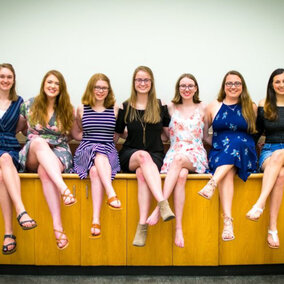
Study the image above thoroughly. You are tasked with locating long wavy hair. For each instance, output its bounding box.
[0,63,18,101]
[172,73,201,104]
[30,70,73,134]
[124,66,160,124]
[81,73,115,108]
[217,70,256,134]
[263,68,284,121]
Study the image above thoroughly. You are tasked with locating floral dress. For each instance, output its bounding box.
[19,98,73,172]
[161,108,208,174]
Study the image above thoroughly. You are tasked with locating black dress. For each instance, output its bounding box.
[115,100,170,172]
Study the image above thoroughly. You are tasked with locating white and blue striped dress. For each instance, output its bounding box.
[73,105,120,180]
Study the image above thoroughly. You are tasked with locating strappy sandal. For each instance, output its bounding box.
[106,196,122,210]
[17,211,37,230]
[89,224,101,239]
[198,178,217,200]
[268,230,280,249]
[54,229,69,250]
[62,188,77,207]
[222,216,235,241]
[2,234,16,255]
[246,205,264,221]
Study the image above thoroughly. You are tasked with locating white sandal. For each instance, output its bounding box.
[268,230,280,249]
[198,178,217,200]
[246,205,264,221]
[222,216,235,241]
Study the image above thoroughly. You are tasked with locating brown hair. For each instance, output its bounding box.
[81,73,115,108]
[217,70,256,134]
[30,70,73,134]
[125,66,160,123]
[0,63,18,101]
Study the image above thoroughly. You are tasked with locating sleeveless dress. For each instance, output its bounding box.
[73,105,120,180]
[209,103,257,181]
[161,108,208,174]
[0,96,23,169]
[19,98,73,172]
[115,100,170,172]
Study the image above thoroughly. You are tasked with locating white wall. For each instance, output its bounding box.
[1,0,284,107]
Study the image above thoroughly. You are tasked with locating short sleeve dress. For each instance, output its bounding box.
[73,105,120,180]
[209,103,257,181]
[115,100,170,172]
[19,98,73,172]
[161,107,208,174]
[0,96,23,169]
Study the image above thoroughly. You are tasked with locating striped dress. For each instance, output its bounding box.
[73,105,120,180]
[0,96,23,169]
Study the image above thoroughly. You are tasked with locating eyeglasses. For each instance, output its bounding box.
[225,81,242,88]
[179,84,196,90]
[135,78,151,84]
[94,86,109,92]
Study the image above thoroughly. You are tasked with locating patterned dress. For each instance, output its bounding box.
[0,96,23,169]
[209,103,257,181]
[161,108,208,174]
[19,98,73,172]
[73,105,120,180]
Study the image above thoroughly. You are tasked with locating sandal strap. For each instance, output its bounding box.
[4,234,16,240]
[17,211,27,222]
[107,196,118,204]
[268,230,278,242]
[91,224,101,230]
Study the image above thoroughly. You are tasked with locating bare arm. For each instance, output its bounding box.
[70,105,83,141]
[16,115,27,135]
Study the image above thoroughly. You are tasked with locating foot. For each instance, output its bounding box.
[158,200,175,222]
[17,211,37,230]
[222,216,235,241]
[198,178,217,200]
[133,223,148,247]
[54,229,69,250]
[246,204,264,221]
[107,195,122,210]
[146,207,160,226]
[267,230,280,249]
[175,229,184,248]
[90,223,101,239]
[62,188,77,206]
[2,235,16,255]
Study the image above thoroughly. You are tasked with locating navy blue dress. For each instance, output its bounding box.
[208,103,257,181]
[0,96,24,169]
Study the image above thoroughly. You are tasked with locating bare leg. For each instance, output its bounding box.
[147,154,193,225]
[267,167,284,248]
[174,168,188,248]
[94,153,120,208]
[129,151,164,202]
[89,166,104,236]
[37,164,68,249]
[218,167,236,241]
[0,154,35,227]
[247,150,284,219]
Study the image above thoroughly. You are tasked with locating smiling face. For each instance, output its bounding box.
[224,74,243,99]
[273,73,284,96]
[0,67,14,93]
[44,74,60,98]
[93,79,109,102]
[134,70,152,95]
[179,77,197,102]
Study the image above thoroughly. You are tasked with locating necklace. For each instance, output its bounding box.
[226,103,238,112]
[137,110,146,147]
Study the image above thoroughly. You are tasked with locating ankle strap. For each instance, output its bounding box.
[4,234,16,240]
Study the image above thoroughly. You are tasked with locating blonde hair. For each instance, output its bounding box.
[0,63,18,101]
[30,70,73,134]
[125,66,160,124]
[81,73,115,108]
[217,70,256,134]
[172,73,201,104]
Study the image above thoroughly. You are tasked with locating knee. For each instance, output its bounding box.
[274,167,284,189]
[30,137,48,149]
[136,151,152,166]
[136,167,145,183]
[89,166,99,180]
[172,154,185,167]
[177,168,188,184]
[270,150,284,164]
[0,153,14,167]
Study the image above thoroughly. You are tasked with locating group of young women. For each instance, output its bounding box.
[0,63,283,255]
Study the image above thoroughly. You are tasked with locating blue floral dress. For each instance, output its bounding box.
[19,98,73,172]
[209,103,257,181]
